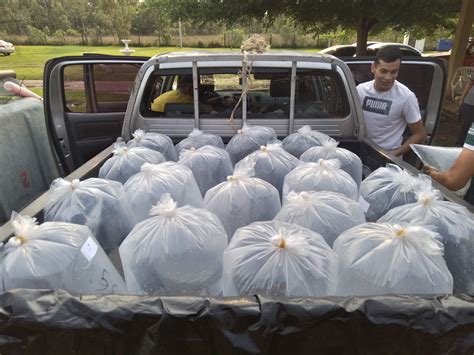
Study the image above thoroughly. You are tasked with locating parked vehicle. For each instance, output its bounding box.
[320,41,422,57]
[0,51,473,353]
[0,40,15,56]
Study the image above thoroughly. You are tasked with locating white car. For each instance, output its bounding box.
[320,42,422,57]
[0,40,15,56]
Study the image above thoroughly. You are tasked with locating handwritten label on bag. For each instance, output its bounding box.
[81,237,98,262]
[358,195,370,213]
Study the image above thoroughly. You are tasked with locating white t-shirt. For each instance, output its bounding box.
[357,80,421,150]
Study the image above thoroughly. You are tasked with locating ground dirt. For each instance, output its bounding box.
[434,98,462,147]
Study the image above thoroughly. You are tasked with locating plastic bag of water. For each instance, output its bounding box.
[119,194,227,296]
[0,212,127,295]
[223,220,338,297]
[334,222,453,296]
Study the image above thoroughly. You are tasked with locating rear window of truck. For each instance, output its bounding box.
[141,67,350,119]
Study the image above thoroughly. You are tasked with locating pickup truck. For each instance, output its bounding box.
[0,51,473,354]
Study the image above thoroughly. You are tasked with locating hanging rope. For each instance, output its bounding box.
[228,34,270,131]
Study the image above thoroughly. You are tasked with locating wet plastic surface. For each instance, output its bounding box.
[1,289,474,354]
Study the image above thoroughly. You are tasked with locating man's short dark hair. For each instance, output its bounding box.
[374,46,402,64]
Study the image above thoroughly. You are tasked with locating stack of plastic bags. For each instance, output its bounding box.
[120,194,228,296]
[204,168,281,240]
[44,178,133,253]
[333,223,453,296]
[223,221,338,297]
[0,212,127,295]
[225,124,277,165]
[275,191,366,247]
[124,162,203,224]
[99,145,165,184]
[281,125,336,158]
[175,128,225,154]
[234,143,299,196]
[359,164,426,221]
[282,160,358,201]
[178,145,233,196]
[300,140,363,188]
[127,129,177,161]
[379,189,474,293]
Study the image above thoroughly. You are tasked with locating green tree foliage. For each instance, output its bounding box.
[171,0,462,55]
[132,0,173,46]
[0,0,463,51]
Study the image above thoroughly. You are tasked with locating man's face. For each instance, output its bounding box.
[371,59,400,92]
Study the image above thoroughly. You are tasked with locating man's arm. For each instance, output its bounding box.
[425,148,474,191]
[390,120,427,156]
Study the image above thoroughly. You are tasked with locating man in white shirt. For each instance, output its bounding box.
[357,46,427,157]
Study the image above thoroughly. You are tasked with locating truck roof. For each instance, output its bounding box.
[151,50,336,64]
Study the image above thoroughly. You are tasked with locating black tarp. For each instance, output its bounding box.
[1,289,474,354]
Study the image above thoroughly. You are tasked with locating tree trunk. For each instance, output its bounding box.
[355,16,377,56]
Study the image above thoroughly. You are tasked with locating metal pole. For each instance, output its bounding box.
[289,61,297,134]
[178,19,183,48]
[192,62,200,129]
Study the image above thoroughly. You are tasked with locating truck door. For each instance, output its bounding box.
[44,55,149,174]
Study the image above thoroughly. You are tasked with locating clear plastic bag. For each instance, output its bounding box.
[98,145,166,184]
[281,125,336,158]
[178,145,233,196]
[411,144,471,196]
[275,191,366,247]
[223,220,338,297]
[119,194,228,296]
[300,140,363,188]
[44,178,133,252]
[204,169,281,240]
[127,129,177,161]
[333,223,453,296]
[0,212,127,295]
[124,162,204,224]
[234,143,299,197]
[282,160,358,201]
[378,189,474,293]
[225,124,277,165]
[175,128,225,155]
[359,164,427,222]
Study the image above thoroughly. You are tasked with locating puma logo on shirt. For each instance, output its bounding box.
[362,97,392,115]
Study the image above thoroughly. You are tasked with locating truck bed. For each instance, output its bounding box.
[0,138,473,354]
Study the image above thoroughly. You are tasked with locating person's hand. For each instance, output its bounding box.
[422,164,440,179]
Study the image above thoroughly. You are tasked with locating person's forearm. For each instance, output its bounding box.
[390,132,427,156]
[427,148,474,191]
[432,169,469,191]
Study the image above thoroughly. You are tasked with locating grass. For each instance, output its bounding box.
[0,45,219,80]
[0,45,322,81]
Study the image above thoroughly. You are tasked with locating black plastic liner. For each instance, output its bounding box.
[1,289,474,354]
